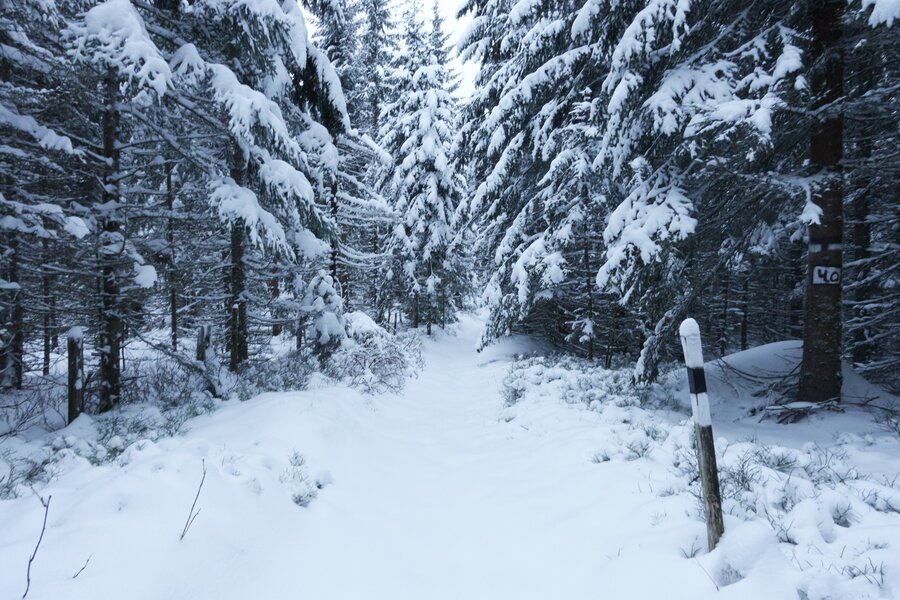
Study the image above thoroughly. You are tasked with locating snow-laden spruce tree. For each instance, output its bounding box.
[457,0,813,379]
[378,0,464,333]
[0,0,85,388]
[64,0,177,409]
[357,0,397,135]
[158,0,351,370]
[306,0,397,315]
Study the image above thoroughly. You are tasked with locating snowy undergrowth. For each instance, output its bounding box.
[1,321,422,501]
[502,355,900,599]
[326,312,425,395]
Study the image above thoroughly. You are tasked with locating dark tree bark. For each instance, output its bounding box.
[719,271,729,356]
[270,277,281,336]
[98,70,123,412]
[228,222,248,372]
[42,236,52,376]
[67,332,83,424]
[584,232,594,361]
[799,0,844,403]
[9,235,23,389]
[740,274,749,351]
[167,165,178,352]
[228,150,248,372]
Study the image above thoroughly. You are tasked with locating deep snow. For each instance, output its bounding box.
[1,314,898,599]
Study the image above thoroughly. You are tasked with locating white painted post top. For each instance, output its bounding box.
[679,318,704,368]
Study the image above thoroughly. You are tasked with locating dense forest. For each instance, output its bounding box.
[0,0,897,415]
[1,2,899,599]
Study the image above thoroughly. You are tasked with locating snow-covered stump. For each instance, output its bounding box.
[67,326,84,425]
[679,318,724,551]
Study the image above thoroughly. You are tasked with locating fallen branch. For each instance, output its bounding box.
[72,555,92,579]
[23,494,51,599]
[180,460,206,541]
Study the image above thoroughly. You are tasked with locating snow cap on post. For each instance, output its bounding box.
[679,318,704,368]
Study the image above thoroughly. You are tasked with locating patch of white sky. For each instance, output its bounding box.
[434,0,478,99]
[303,0,478,101]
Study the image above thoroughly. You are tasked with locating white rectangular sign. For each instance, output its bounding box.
[812,266,841,285]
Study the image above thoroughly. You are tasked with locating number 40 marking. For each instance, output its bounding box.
[812,266,841,285]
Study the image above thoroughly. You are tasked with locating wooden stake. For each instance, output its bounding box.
[679,318,724,551]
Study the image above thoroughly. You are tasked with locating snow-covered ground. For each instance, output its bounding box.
[1,314,898,599]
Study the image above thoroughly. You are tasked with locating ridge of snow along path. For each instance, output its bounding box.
[2,313,899,599]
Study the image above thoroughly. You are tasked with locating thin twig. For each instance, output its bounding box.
[72,555,92,579]
[694,557,720,592]
[23,494,51,599]
[180,460,206,541]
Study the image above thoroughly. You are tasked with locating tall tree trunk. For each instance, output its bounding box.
[788,243,804,337]
[228,151,249,372]
[4,234,24,389]
[228,222,247,372]
[98,70,123,412]
[329,178,341,298]
[799,0,844,403]
[740,274,749,351]
[371,226,379,314]
[584,233,594,361]
[11,236,23,388]
[42,236,51,376]
[720,271,729,356]
[270,277,281,336]
[849,185,872,364]
[167,165,177,352]
[848,74,874,365]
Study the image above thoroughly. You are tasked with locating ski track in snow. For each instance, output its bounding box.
[1,314,896,599]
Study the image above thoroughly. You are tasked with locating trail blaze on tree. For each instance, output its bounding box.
[799,0,845,403]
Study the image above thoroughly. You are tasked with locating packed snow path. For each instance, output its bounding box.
[4,314,898,599]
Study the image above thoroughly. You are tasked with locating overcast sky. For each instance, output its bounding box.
[435,0,477,99]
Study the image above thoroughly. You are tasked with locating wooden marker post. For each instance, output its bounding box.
[679,318,724,551]
[67,326,84,424]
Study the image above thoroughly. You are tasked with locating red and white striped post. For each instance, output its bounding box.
[679,318,724,551]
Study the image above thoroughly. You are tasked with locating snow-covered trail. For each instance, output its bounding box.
[1,314,785,599]
[285,317,644,599]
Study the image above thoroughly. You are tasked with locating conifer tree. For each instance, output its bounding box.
[378,0,464,332]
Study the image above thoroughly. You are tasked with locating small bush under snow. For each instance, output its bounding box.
[326,312,424,394]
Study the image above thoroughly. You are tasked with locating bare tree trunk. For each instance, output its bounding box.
[42,236,51,376]
[228,222,247,372]
[329,179,341,299]
[270,277,281,336]
[371,226,379,312]
[98,70,123,412]
[167,165,178,352]
[9,235,23,389]
[228,150,248,372]
[740,274,749,351]
[849,128,873,364]
[584,234,594,361]
[67,331,83,424]
[799,0,844,403]
[719,271,729,356]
